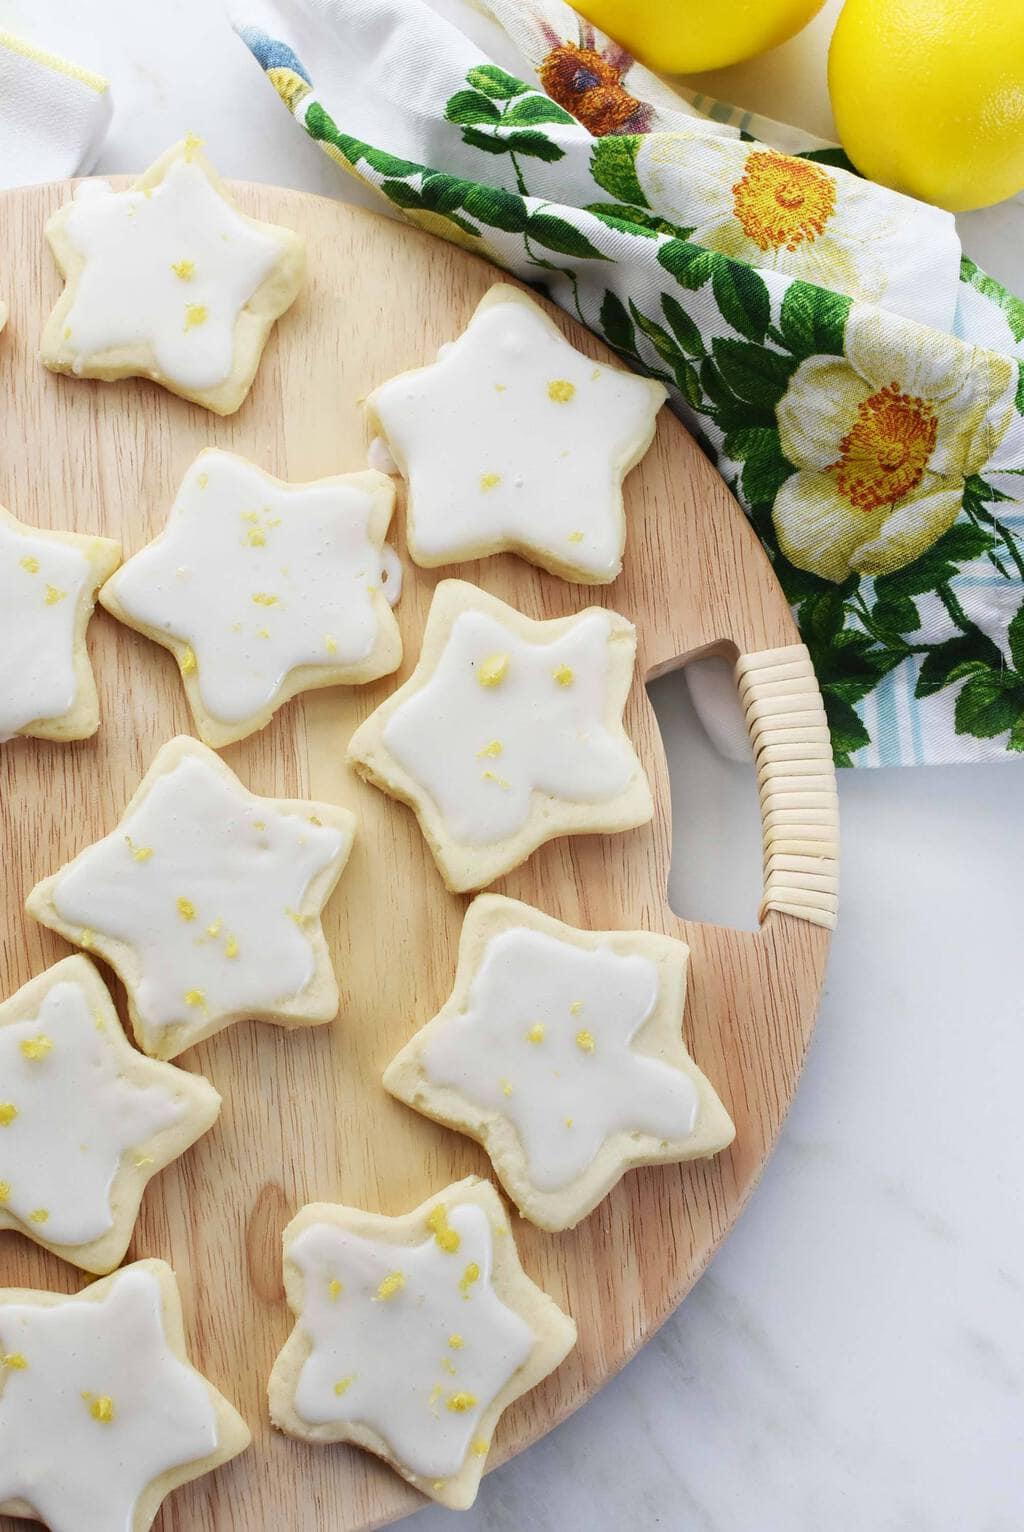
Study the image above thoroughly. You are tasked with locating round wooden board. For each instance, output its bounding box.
[0,181,832,1530]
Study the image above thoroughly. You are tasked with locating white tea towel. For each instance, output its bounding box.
[0,29,112,190]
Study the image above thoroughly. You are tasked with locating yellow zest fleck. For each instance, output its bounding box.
[19,556,39,574]
[426,1205,461,1254]
[575,1029,596,1054]
[197,472,209,490]
[459,1263,480,1299]
[2,1353,27,1370]
[251,592,279,606]
[184,989,206,1009]
[83,1393,115,1423]
[125,836,153,862]
[374,1270,405,1302]
[569,1000,583,1015]
[494,383,506,392]
[44,585,66,606]
[428,1384,444,1409]
[176,897,196,921]
[334,1374,355,1397]
[0,1103,17,1126]
[183,303,208,331]
[547,379,576,403]
[477,739,503,758]
[501,1078,513,1097]
[480,769,510,790]
[494,1224,508,1238]
[479,472,501,492]
[591,366,602,380]
[565,1117,574,1129]
[241,511,259,523]
[567,530,584,543]
[171,259,195,281]
[477,653,508,687]
[527,1023,545,1044]
[20,1036,53,1062]
[471,1437,490,1456]
[254,821,266,831]
[63,325,73,338]
[29,1208,49,1224]
[285,907,304,926]
[309,815,323,826]
[183,131,204,160]
[92,1009,106,1032]
[245,527,266,548]
[79,928,95,950]
[0,1182,8,1201]
[180,646,197,676]
[440,1356,457,1376]
[552,664,574,687]
[328,1278,343,1301]
[447,1392,478,1413]
[448,1334,464,1350]
[256,627,270,639]
[224,935,239,959]
[206,919,222,938]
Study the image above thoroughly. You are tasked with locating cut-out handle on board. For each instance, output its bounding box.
[734,644,839,930]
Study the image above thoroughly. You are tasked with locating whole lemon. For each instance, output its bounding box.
[573,0,826,74]
[829,0,1024,212]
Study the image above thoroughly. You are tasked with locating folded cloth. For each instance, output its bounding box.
[234,0,1024,767]
[0,29,111,189]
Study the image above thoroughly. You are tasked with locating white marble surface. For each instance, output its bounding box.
[1,1,1022,1526]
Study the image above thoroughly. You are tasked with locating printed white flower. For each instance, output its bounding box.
[772,306,1016,583]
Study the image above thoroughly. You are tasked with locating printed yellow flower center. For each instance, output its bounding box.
[731,151,836,253]
[832,382,938,513]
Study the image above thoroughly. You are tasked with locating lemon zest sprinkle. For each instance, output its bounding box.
[479,472,501,492]
[197,472,209,489]
[224,935,239,959]
[501,1078,513,1096]
[44,585,66,605]
[176,897,196,921]
[569,1000,583,1015]
[374,1270,405,1302]
[20,1036,52,1062]
[575,1029,596,1053]
[567,530,584,543]
[552,664,574,686]
[334,1374,355,1396]
[448,1334,464,1349]
[471,1437,490,1456]
[251,592,279,606]
[180,646,197,675]
[477,653,508,687]
[447,1392,478,1413]
[0,1182,8,1202]
[426,1204,461,1254]
[0,1103,18,1126]
[184,989,206,1009]
[547,379,576,403]
[2,1353,27,1370]
[29,1208,49,1223]
[83,1392,115,1423]
[171,259,195,281]
[459,1263,480,1298]
[527,1023,545,1044]
[125,836,153,862]
[440,1356,457,1376]
[480,769,510,790]
[183,303,208,331]
[183,131,204,159]
[328,1278,343,1301]
[20,556,39,574]
[476,739,503,758]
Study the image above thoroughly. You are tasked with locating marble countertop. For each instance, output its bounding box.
[2,0,1020,1526]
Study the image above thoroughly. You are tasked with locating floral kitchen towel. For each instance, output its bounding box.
[234,0,1024,766]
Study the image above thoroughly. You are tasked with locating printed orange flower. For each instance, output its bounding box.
[773,307,1016,582]
[535,19,651,135]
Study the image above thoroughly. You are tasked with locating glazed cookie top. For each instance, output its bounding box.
[102,451,402,744]
[368,284,666,583]
[0,1263,222,1532]
[0,517,91,741]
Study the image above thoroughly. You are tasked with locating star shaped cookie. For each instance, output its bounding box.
[0,503,120,743]
[384,897,735,1231]
[367,283,666,584]
[40,136,305,415]
[0,955,220,1273]
[347,580,652,891]
[100,449,403,747]
[269,1176,576,1509]
[26,735,356,1059]
[0,1259,250,1532]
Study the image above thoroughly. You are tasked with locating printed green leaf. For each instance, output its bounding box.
[600,290,636,354]
[361,146,425,177]
[778,281,851,358]
[960,255,1024,344]
[458,184,529,232]
[674,358,702,410]
[914,631,1004,698]
[460,127,511,155]
[1007,599,1024,674]
[526,213,606,259]
[303,109,424,178]
[466,64,531,99]
[1009,716,1024,752]
[584,204,693,238]
[590,136,649,207]
[802,589,847,648]
[505,130,566,162]
[658,239,716,290]
[871,593,919,635]
[823,694,870,761]
[445,89,502,126]
[629,301,680,365]
[712,264,771,344]
[722,426,793,505]
[954,671,1024,738]
[875,522,998,599]
[379,179,424,210]
[501,94,575,126]
[1017,362,1024,417]
[419,173,471,215]
[661,294,703,357]
[711,338,797,409]
[587,210,658,239]
[813,630,900,703]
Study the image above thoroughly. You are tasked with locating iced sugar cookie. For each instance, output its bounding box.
[367,283,666,584]
[100,450,403,747]
[347,580,652,891]
[0,504,120,743]
[40,137,305,415]
[0,1259,250,1532]
[0,956,220,1273]
[26,736,355,1059]
[268,1176,575,1510]
[385,896,735,1231]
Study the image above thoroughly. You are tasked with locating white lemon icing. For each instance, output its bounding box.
[382,608,636,844]
[369,292,663,580]
[0,1266,218,1532]
[0,521,90,741]
[106,452,402,726]
[60,158,281,389]
[288,1202,533,1479]
[0,980,186,1246]
[422,927,699,1191]
[48,753,348,1046]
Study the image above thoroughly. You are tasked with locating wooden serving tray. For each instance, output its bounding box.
[0,181,836,1530]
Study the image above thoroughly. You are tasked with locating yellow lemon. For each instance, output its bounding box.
[574,0,826,74]
[828,0,1024,212]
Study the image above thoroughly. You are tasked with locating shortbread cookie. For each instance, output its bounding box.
[385,896,735,1231]
[40,136,305,415]
[348,580,652,891]
[269,1176,575,1510]
[0,504,120,743]
[367,283,666,584]
[0,956,220,1273]
[100,450,403,747]
[0,1258,250,1532]
[26,736,355,1059]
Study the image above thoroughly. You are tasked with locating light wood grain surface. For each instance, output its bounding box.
[0,181,833,1530]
